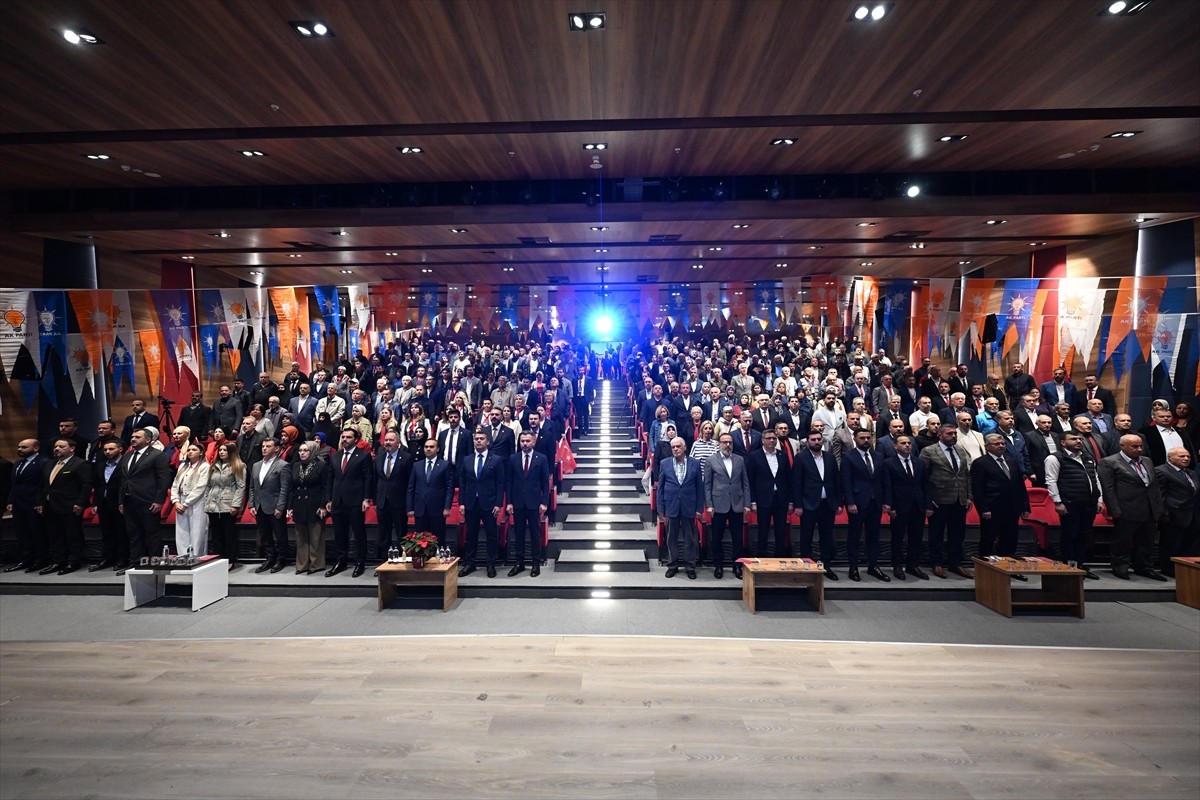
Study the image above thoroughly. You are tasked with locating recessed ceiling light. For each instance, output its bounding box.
[850,3,890,21]
[290,20,334,37]
[582,143,607,150]
[288,254,302,258]
[937,134,968,142]
[958,260,973,265]
[860,261,875,266]
[340,269,354,274]
[421,268,433,274]
[83,153,110,160]
[240,150,266,157]
[590,225,608,231]
[857,222,876,227]
[397,146,423,154]
[1135,216,1158,223]
[248,271,262,276]
[596,266,610,272]
[1029,241,1047,246]
[210,232,232,238]
[595,248,608,253]
[731,223,750,229]
[502,267,514,272]
[385,251,399,256]
[62,29,103,45]
[708,246,722,252]
[329,230,349,237]
[769,138,796,146]
[691,264,703,270]
[449,228,468,234]
[1105,130,1141,138]
[986,219,1007,225]
[180,256,195,261]
[1102,1,1152,16]
[905,185,921,198]
[775,262,788,268]
[809,245,824,251]
[568,13,606,31]
[909,243,926,249]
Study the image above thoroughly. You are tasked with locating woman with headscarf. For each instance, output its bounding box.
[277,425,301,463]
[205,426,229,464]
[289,440,331,575]
[312,411,339,447]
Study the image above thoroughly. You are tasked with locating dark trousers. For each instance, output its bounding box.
[846,500,882,568]
[709,511,743,566]
[413,512,448,554]
[125,501,162,561]
[755,500,791,557]
[1110,516,1156,573]
[463,504,499,566]
[1158,521,1196,573]
[509,507,543,565]
[665,515,699,568]
[1057,500,1095,566]
[208,512,240,564]
[977,511,1020,559]
[928,503,967,566]
[97,504,127,564]
[889,508,925,568]
[255,510,288,564]
[798,501,836,563]
[375,503,409,557]
[45,509,85,566]
[573,396,591,432]
[10,504,46,565]
[332,505,367,564]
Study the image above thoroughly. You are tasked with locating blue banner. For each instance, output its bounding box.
[418,282,439,328]
[499,285,520,328]
[310,321,323,363]
[33,290,67,375]
[150,289,192,373]
[110,335,135,394]
[312,285,343,335]
[995,279,1039,358]
[882,280,914,340]
[268,322,280,360]
[198,323,219,375]
[752,281,777,330]
[667,284,690,331]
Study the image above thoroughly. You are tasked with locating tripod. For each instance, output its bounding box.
[158,402,177,442]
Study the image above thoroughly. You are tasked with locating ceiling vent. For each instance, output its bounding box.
[885,230,931,239]
[518,236,553,245]
[547,275,569,285]
[648,234,682,243]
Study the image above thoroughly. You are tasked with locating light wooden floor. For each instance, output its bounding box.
[1,636,1197,800]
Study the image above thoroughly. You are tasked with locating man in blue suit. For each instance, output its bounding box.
[793,429,842,580]
[506,431,551,576]
[458,432,505,578]
[840,429,888,582]
[881,435,929,580]
[657,437,704,579]
[325,428,373,578]
[406,438,454,567]
[1039,368,1077,411]
[5,439,50,572]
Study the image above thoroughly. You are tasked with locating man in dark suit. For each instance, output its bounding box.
[1071,374,1116,417]
[372,431,413,560]
[35,438,93,575]
[1073,415,1110,464]
[210,386,243,435]
[972,434,1032,563]
[527,411,557,468]
[1142,407,1196,467]
[994,411,1031,477]
[776,396,811,443]
[875,417,908,462]
[657,437,705,579]
[506,430,551,576]
[730,414,762,459]
[899,375,922,416]
[177,391,213,442]
[844,376,872,416]
[704,432,752,579]
[457,432,505,577]
[5,439,50,572]
[881,435,928,580]
[407,437,455,566]
[1154,448,1197,577]
[794,429,841,580]
[236,416,266,467]
[1025,415,1061,487]
[437,410,472,471]
[89,437,127,572]
[920,423,974,579]
[325,428,374,577]
[249,437,292,574]
[748,395,777,433]
[746,430,794,559]
[1098,434,1166,580]
[119,398,161,448]
[572,367,597,435]
[483,407,517,460]
[118,427,171,569]
[1039,368,1077,411]
[840,429,887,582]
[287,383,318,433]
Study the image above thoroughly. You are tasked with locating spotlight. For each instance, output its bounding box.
[583,143,608,150]
[1102,1,1151,15]
[397,146,423,154]
[850,3,890,21]
[290,20,334,37]
[62,29,103,44]
[590,310,616,338]
[905,184,921,198]
[569,12,605,30]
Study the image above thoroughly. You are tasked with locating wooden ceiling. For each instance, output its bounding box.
[1,0,1198,287]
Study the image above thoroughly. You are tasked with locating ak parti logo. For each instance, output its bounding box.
[2,307,26,332]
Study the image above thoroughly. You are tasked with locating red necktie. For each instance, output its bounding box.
[744,432,750,451]
[1089,389,1095,400]
[341,451,350,472]
[523,454,530,475]
[1088,438,1101,462]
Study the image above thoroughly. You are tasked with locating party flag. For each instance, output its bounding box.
[312,285,343,335]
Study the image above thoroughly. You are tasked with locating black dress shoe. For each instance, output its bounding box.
[1082,568,1100,580]
[25,563,44,573]
[906,566,930,580]
[848,567,861,582]
[530,565,540,577]
[1112,569,1131,580]
[325,561,347,577]
[893,566,906,580]
[508,565,526,577]
[1135,568,1168,582]
[714,566,724,579]
[39,564,61,575]
[487,566,497,578]
[686,569,696,580]
[664,566,679,578]
[458,564,476,577]
[113,562,129,572]
[1010,573,1029,582]
[867,566,891,583]
[733,564,743,579]
[269,562,285,573]
[87,561,114,573]
[254,562,272,574]
[351,563,366,578]
[4,562,29,573]
[824,567,839,581]
[57,564,80,576]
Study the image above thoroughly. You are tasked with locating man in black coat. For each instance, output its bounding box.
[483,408,517,461]
[506,431,552,576]
[572,366,596,435]
[119,398,161,448]
[118,427,171,569]
[881,435,928,580]
[793,429,842,579]
[407,437,455,563]
[325,428,374,577]
[746,430,794,558]
[972,434,1031,562]
[4,439,50,572]
[372,431,413,560]
[1070,374,1117,417]
[839,429,887,582]
[1155,448,1198,577]
[89,437,127,571]
[527,411,558,468]
[177,391,213,442]
[210,385,243,435]
[1024,415,1061,488]
[437,410,473,471]
[457,432,505,577]
[36,438,93,575]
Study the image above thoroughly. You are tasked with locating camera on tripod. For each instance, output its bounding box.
[158,395,175,409]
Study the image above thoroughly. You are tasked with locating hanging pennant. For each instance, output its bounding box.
[312,285,343,335]
[139,329,164,398]
[0,289,35,378]
[34,290,67,378]
[65,332,95,402]
[1150,312,1187,389]
[198,323,220,375]
[269,287,299,367]
[68,290,108,369]
[294,288,311,373]
[109,335,136,394]
[220,289,249,349]
[995,279,1040,359]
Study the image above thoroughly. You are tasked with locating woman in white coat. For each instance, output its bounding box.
[171,442,211,557]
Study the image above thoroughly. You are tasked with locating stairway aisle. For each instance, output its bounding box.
[552,380,657,584]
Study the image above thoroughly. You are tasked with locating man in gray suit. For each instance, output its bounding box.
[1098,434,1166,580]
[249,438,292,573]
[704,432,752,579]
[919,423,974,579]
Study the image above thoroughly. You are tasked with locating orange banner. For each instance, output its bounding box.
[371,282,409,330]
[467,286,493,327]
[294,288,311,373]
[139,329,164,398]
[960,279,997,357]
[268,287,298,367]
[856,277,880,348]
[911,284,930,364]
[1106,276,1168,360]
[68,290,111,369]
[727,283,749,326]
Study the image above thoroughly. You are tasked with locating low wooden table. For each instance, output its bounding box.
[741,559,825,614]
[973,557,1085,618]
[374,558,459,612]
[1171,557,1200,609]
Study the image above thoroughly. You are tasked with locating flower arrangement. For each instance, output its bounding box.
[401,531,439,559]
